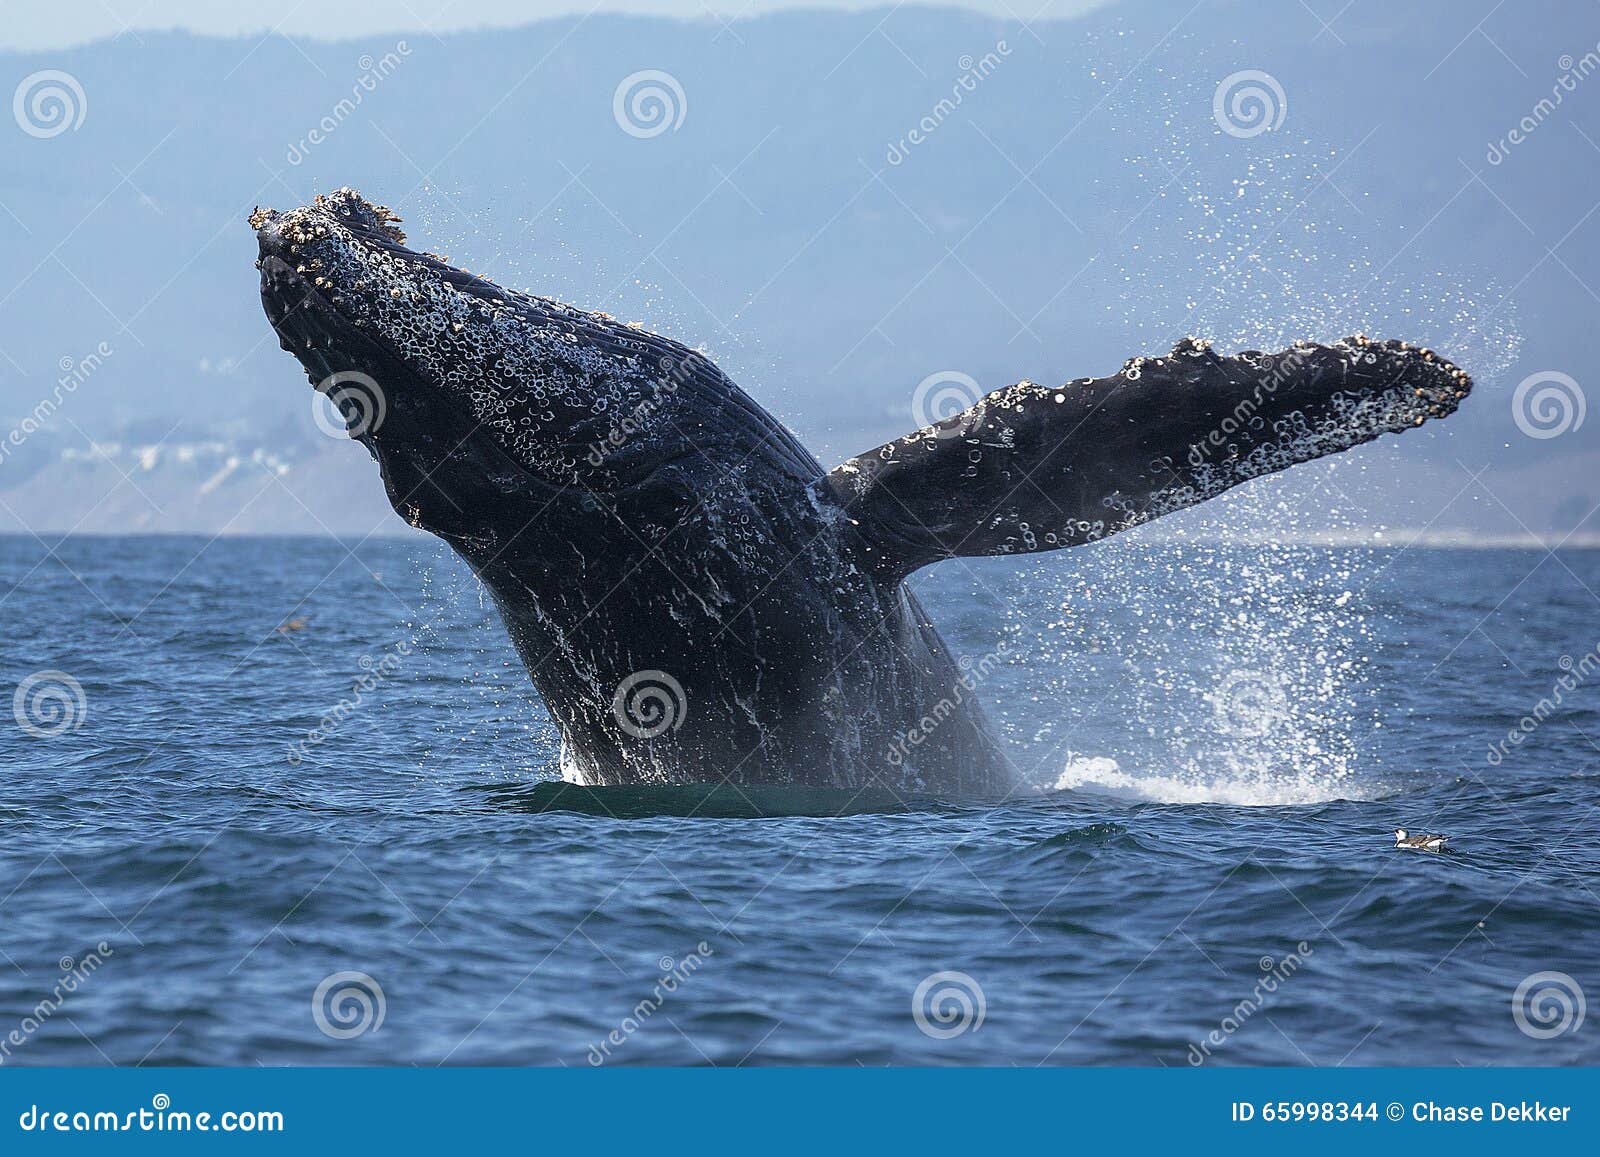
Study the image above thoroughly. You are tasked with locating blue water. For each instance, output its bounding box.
[1,534,1596,1066]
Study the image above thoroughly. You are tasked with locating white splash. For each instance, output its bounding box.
[1051,754,1383,807]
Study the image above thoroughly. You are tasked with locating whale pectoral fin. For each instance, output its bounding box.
[824,337,1471,580]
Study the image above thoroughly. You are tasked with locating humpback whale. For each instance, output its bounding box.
[252,188,1472,794]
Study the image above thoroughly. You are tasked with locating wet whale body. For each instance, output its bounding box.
[252,189,1473,794]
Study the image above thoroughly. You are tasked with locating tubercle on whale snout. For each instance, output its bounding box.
[251,188,775,497]
[250,188,407,246]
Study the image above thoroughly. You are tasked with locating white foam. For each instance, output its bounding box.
[1050,754,1378,807]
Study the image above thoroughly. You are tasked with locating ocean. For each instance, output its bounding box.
[1,534,1595,1066]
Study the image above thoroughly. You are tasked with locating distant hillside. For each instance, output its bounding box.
[0,1,1596,535]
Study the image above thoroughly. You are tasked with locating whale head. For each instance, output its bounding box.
[252,187,772,545]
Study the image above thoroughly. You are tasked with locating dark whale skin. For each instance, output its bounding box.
[253,188,1471,795]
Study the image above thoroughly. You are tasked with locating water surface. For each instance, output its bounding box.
[1,535,1595,1065]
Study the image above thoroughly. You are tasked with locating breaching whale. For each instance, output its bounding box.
[252,189,1472,794]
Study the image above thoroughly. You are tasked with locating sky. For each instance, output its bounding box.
[0,0,1108,51]
[1,0,1593,539]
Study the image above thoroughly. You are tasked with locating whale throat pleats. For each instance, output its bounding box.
[823,337,1472,582]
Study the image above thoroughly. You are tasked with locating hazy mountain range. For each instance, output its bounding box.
[0,0,1595,538]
